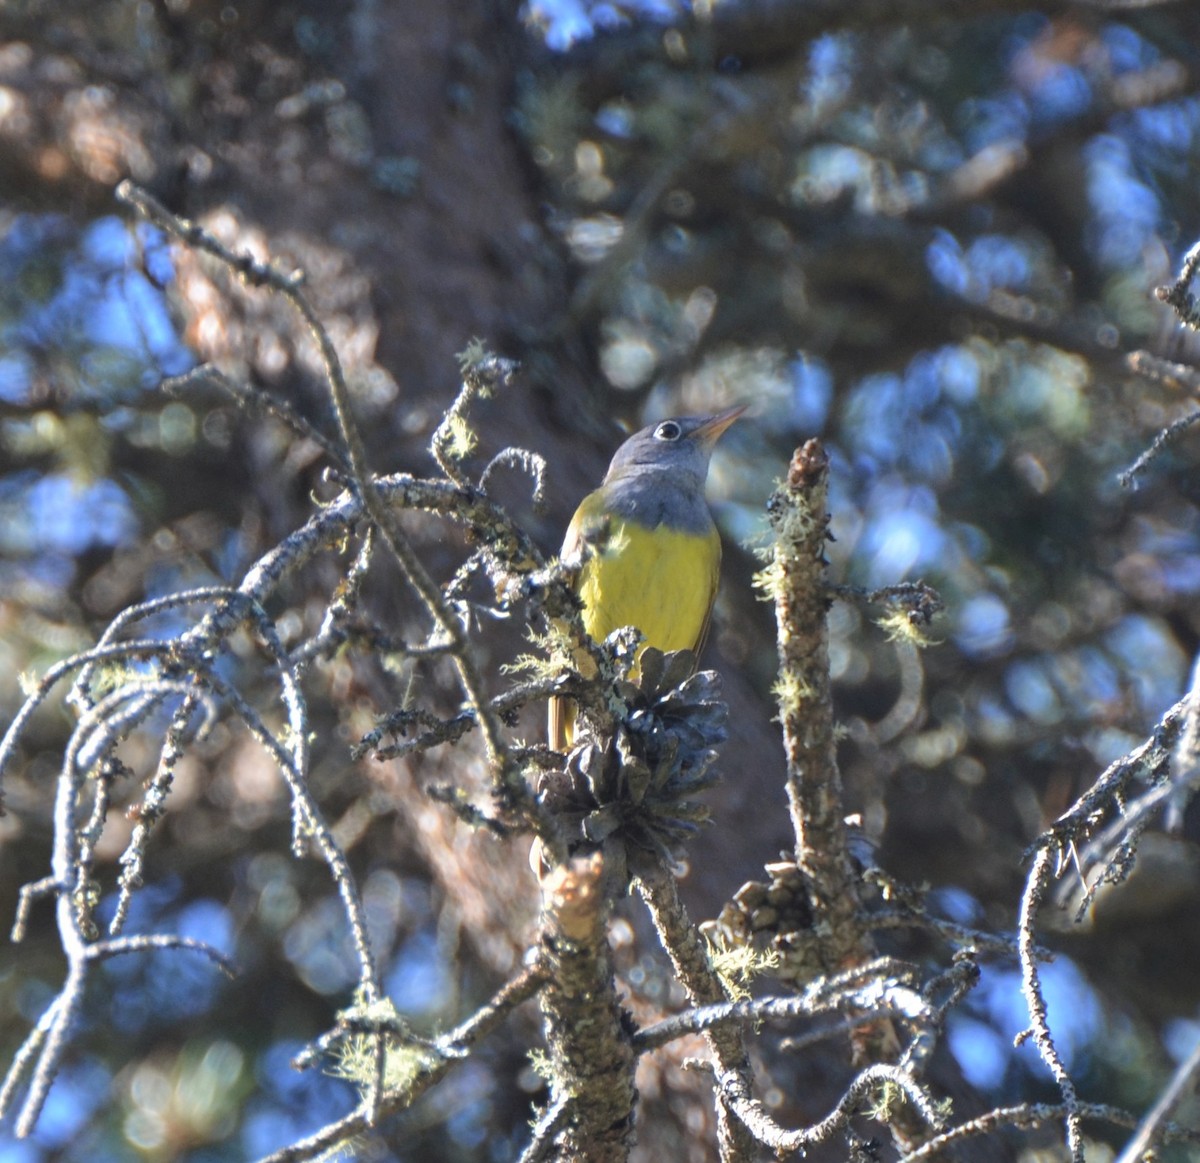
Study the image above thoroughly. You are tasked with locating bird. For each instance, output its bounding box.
[548,404,745,753]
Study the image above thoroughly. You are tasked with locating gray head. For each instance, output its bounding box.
[603,405,746,487]
[597,405,745,532]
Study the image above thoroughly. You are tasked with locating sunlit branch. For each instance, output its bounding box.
[632,972,940,1053]
[109,687,206,935]
[518,1093,572,1163]
[713,1060,943,1155]
[1155,236,1200,328]
[85,933,239,975]
[899,1100,1200,1162]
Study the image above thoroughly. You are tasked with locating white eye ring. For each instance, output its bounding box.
[654,420,682,441]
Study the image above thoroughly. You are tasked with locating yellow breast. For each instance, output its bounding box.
[549,495,723,751]
[575,516,721,655]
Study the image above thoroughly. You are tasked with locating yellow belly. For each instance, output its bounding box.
[576,517,720,655]
[548,511,722,751]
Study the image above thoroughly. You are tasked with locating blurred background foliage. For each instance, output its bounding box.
[2,0,1200,1159]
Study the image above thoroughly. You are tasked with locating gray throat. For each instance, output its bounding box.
[601,469,713,534]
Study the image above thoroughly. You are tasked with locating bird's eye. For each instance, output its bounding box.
[653,420,682,442]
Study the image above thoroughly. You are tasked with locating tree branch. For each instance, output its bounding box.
[537,852,637,1162]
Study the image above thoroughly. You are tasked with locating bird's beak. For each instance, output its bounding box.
[693,404,747,447]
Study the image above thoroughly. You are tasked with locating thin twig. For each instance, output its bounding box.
[1018,846,1085,1162]
[519,1093,573,1163]
[715,1060,943,1154]
[900,1100,1200,1161]
[163,364,348,469]
[635,861,757,1162]
[1119,408,1200,486]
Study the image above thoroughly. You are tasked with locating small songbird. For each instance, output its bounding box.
[548,405,745,752]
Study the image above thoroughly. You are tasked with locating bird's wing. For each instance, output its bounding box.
[689,528,722,661]
[558,501,587,563]
[547,503,591,755]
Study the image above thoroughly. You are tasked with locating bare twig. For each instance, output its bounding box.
[635,861,757,1163]
[714,1060,943,1155]
[1125,349,1200,395]
[868,905,1033,958]
[1154,238,1200,329]
[163,364,349,469]
[632,959,966,1055]
[900,1100,1200,1161]
[1016,696,1188,1163]
[1119,407,1200,486]
[519,1094,573,1163]
[480,445,550,512]
[110,687,205,934]
[431,345,519,487]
